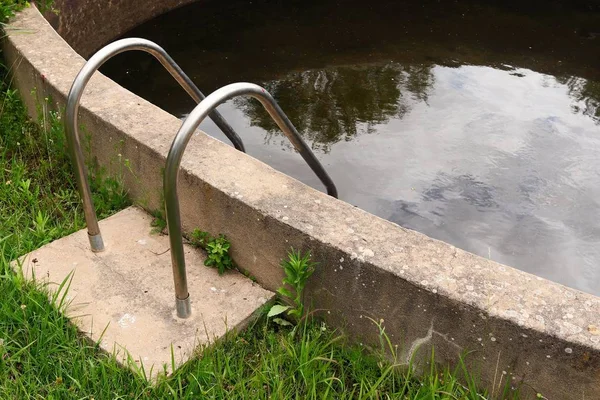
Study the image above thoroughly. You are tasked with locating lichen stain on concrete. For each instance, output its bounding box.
[358,247,375,258]
[404,321,433,364]
[118,313,136,328]
[403,320,463,364]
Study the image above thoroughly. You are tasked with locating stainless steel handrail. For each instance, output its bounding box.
[165,82,338,318]
[65,38,246,252]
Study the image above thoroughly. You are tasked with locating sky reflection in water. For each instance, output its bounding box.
[199,64,600,295]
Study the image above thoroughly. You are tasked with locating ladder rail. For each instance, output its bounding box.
[164,82,338,318]
[65,38,246,252]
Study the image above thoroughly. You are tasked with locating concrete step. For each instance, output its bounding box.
[15,206,274,379]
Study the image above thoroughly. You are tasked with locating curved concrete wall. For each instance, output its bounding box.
[44,0,200,57]
[3,3,600,398]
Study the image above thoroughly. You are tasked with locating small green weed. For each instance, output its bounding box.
[190,229,235,275]
[150,208,167,233]
[0,1,55,25]
[190,228,210,247]
[89,166,129,219]
[0,1,27,25]
[269,249,316,324]
[204,235,234,274]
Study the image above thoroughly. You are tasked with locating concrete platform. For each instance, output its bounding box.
[15,206,274,378]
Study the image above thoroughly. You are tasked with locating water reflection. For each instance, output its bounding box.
[235,64,434,152]
[559,77,600,124]
[236,63,600,152]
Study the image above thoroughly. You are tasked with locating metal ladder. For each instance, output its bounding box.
[66,38,245,252]
[66,39,338,318]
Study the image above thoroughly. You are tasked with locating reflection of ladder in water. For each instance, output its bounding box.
[17,39,338,375]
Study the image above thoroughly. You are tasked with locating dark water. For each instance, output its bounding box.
[101,0,600,295]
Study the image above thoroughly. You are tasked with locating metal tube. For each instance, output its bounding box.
[65,38,246,252]
[165,82,338,318]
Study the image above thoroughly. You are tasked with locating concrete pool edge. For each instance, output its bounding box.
[3,3,600,398]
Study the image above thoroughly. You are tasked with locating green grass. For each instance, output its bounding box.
[1,0,128,261]
[162,318,511,399]
[0,87,129,260]
[0,284,509,399]
[0,3,519,399]
[0,0,27,28]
